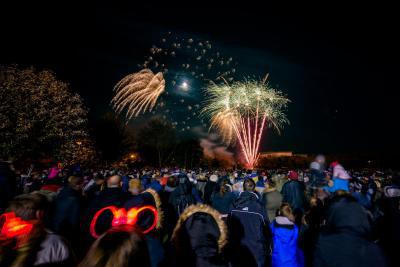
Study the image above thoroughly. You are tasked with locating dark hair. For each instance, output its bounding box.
[243,178,256,192]
[79,225,150,267]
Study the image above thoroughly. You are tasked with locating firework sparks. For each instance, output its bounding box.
[202,77,289,168]
[111,69,165,120]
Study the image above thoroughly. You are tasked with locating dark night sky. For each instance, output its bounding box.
[1,2,398,155]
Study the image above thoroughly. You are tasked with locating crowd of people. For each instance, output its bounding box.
[0,155,399,267]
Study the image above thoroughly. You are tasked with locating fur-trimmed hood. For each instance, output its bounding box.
[172,204,227,252]
[142,188,163,230]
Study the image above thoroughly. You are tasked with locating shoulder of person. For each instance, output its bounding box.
[35,232,70,265]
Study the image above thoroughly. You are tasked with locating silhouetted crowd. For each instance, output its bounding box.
[1,156,399,267]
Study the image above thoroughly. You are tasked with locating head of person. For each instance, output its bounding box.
[107,175,121,188]
[172,204,227,266]
[243,178,256,192]
[79,225,150,267]
[7,193,49,223]
[315,154,326,164]
[219,179,230,194]
[68,176,83,191]
[277,203,295,222]
[94,173,105,185]
[287,171,299,181]
[264,179,277,192]
[0,193,50,265]
[128,179,143,196]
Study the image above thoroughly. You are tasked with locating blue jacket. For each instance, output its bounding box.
[229,191,269,267]
[271,217,304,267]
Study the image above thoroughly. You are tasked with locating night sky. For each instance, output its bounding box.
[1,2,397,155]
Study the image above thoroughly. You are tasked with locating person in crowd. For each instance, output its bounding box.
[195,173,207,199]
[379,176,400,267]
[51,176,83,243]
[37,178,61,203]
[314,191,387,267]
[169,174,197,216]
[78,225,151,267]
[211,178,236,215]
[0,193,72,266]
[309,155,327,197]
[270,203,304,267]
[204,173,219,204]
[262,179,283,222]
[228,178,270,267]
[299,197,324,267]
[83,173,105,201]
[0,160,16,213]
[324,161,351,193]
[90,174,127,209]
[172,204,228,267]
[281,171,307,223]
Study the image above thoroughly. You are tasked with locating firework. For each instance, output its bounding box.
[202,77,289,168]
[111,69,165,120]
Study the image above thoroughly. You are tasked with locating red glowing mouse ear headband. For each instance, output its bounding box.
[0,212,34,242]
[90,205,158,238]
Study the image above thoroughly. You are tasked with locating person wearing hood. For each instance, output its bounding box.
[171,204,228,267]
[271,203,304,267]
[228,178,270,267]
[281,171,307,220]
[314,192,386,267]
[262,179,283,222]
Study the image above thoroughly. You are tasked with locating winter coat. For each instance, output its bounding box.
[309,169,326,189]
[211,191,236,215]
[314,195,386,267]
[169,181,197,216]
[228,191,270,267]
[281,180,306,211]
[90,187,127,210]
[172,204,228,267]
[204,181,218,204]
[262,188,283,222]
[52,186,81,236]
[271,216,304,267]
[0,161,16,212]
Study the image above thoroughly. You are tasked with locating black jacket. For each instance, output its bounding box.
[281,180,306,211]
[52,186,81,235]
[314,195,386,267]
[228,191,270,267]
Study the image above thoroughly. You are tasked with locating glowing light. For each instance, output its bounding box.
[111,69,165,120]
[0,212,34,240]
[202,78,289,169]
[90,205,158,238]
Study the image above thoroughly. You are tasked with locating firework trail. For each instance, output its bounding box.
[202,77,289,168]
[111,69,165,120]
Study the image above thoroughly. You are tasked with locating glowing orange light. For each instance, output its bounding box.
[90,205,158,238]
[0,212,33,240]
